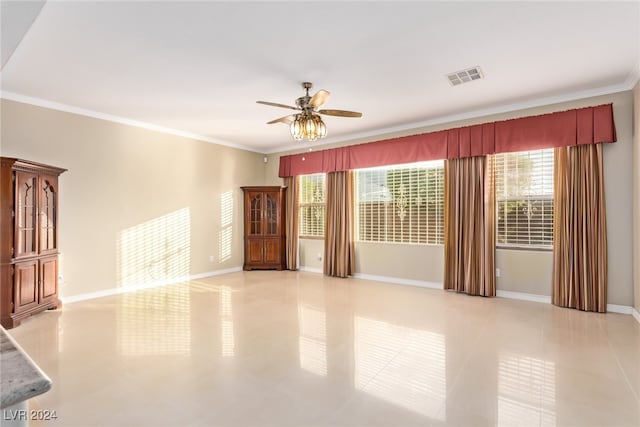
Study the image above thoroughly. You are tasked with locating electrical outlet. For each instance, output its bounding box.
[496,268,501,277]
[317,253,323,261]
[209,255,215,263]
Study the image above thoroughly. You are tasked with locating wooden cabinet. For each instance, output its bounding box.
[1,158,66,329]
[241,186,286,270]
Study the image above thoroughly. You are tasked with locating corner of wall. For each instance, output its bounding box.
[633,82,640,313]
[263,153,284,186]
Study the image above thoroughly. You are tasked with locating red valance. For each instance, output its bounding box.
[278,103,616,177]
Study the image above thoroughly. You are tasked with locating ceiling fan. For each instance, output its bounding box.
[257,82,362,142]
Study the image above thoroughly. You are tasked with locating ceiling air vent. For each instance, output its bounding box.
[446,66,483,86]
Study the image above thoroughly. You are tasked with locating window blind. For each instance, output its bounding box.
[494,149,554,248]
[298,174,326,238]
[355,161,444,244]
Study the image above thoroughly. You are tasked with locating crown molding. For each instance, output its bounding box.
[623,61,640,90]
[2,73,636,157]
[0,91,264,154]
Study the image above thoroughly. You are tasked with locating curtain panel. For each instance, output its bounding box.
[324,171,355,278]
[283,176,299,270]
[552,144,607,312]
[444,156,496,296]
[279,104,616,178]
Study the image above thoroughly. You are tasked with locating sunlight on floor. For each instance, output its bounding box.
[220,285,235,357]
[355,316,446,420]
[498,352,556,425]
[298,304,327,376]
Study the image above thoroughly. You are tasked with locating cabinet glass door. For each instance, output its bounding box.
[39,177,58,253]
[249,193,262,235]
[15,172,38,258]
[265,193,278,235]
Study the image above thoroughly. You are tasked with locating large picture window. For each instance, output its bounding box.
[355,161,444,244]
[298,174,326,238]
[494,149,554,248]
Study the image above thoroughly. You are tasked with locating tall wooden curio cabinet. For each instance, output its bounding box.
[1,158,66,329]
[241,186,286,270]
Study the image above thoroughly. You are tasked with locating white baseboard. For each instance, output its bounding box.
[496,290,551,304]
[189,267,242,280]
[607,304,634,315]
[60,267,243,304]
[353,273,443,290]
[299,266,323,274]
[494,291,635,314]
[343,272,637,316]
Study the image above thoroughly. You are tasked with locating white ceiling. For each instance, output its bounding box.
[1,1,638,153]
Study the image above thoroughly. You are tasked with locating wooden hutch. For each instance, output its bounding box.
[241,186,286,270]
[1,158,66,328]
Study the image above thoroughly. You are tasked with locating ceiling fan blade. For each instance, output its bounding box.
[309,90,330,108]
[318,109,362,118]
[257,100,299,111]
[267,115,295,125]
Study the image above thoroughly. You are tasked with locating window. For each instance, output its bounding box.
[494,149,554,248]
[298,174,325,238]
[355,161,444,244]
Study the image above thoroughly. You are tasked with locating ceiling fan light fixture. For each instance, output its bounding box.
[290,113,327,142]
[260,81,359,143]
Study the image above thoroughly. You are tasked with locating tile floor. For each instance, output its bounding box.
[5,271,640,426]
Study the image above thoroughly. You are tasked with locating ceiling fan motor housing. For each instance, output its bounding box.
[296,82,314,109]
[296,96,312,109]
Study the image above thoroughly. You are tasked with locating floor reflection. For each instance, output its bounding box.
[220,286,235,357]
[355,316,446,420]
[498,352,556,425]
[298,304,327,376]
[117,285,191,356]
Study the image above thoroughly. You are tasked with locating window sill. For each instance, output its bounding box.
[355,240,444,247]
[497,245,552,252]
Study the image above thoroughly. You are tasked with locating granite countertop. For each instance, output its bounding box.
[0,326,52,409]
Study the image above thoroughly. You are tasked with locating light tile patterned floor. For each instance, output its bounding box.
[5,271,640,426]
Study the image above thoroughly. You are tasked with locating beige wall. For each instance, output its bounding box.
[268,91,635,307]
[495,250,553,296]
[356,242,444,284]
[298,239,323,271]
[634,83,640,314]
[1,99,265,298]
[603,92,634,306]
